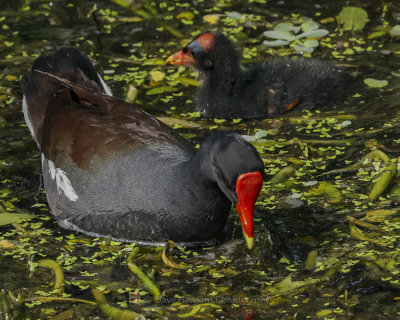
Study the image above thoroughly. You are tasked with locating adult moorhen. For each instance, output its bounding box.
[21,48,265,249]
[166,31,348,119]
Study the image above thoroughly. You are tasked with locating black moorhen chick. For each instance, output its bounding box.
[166,31,348,119]
[21,48,265,249]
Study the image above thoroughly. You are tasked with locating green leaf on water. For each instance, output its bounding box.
[213,118,226,124]
[302,39,320,48]
[263,30,296,41]
[365,209,397,223]
[274,22,300,33]
[369,164,396,200]
[227,11,243,21]
[203,14,223,25]
[308,182,341,203]
[254,130,268,140]
[390,25,400,37]
[263,39,290,47]
[0,212,35,226]
[295,29,329,40]
[300,20,319,32]
[110,0,131,8]
[391,184,400,196]
[270,165,296,187]
[146,86,177,95]
[338,7,369,32]
[266,274,318,295]
[343,48,354,55]
[349,224,389,246]
[364,78,388,88]
[294,45,314,53]
[176,11,195,20]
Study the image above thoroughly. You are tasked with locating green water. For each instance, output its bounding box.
[1,0,400,319]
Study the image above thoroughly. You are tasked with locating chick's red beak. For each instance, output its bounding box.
[236,171,263,250]
[166,50,196,66]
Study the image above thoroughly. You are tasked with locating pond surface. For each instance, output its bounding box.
[1,0,400,319]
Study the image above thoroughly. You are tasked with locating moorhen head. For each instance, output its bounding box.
[21,48,265,249]
[166,31,349,119]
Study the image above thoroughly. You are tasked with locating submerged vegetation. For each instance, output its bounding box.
[1,0,400,319]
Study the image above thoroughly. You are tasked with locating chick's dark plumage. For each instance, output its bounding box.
[167,31,349,119]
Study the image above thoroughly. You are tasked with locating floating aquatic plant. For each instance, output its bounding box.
[338,7,369,33]
[263,19,329,54]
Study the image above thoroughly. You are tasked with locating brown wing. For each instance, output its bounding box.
[38,71,193,170]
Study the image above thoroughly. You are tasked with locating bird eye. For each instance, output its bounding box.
[189,49,198,58]
[224,176,233,188]
[183,46,198,58]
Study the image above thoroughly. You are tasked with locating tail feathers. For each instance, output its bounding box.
[21,48,110,145]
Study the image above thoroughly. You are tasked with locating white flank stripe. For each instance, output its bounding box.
[97,73,112,96]
[44,155,79,201]
[22,96,38,144]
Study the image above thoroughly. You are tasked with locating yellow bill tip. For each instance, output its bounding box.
[165,54,176,65]
[243,233,254,250]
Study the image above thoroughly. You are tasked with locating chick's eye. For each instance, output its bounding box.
[189,49,198,58]
[183,46,199,59]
